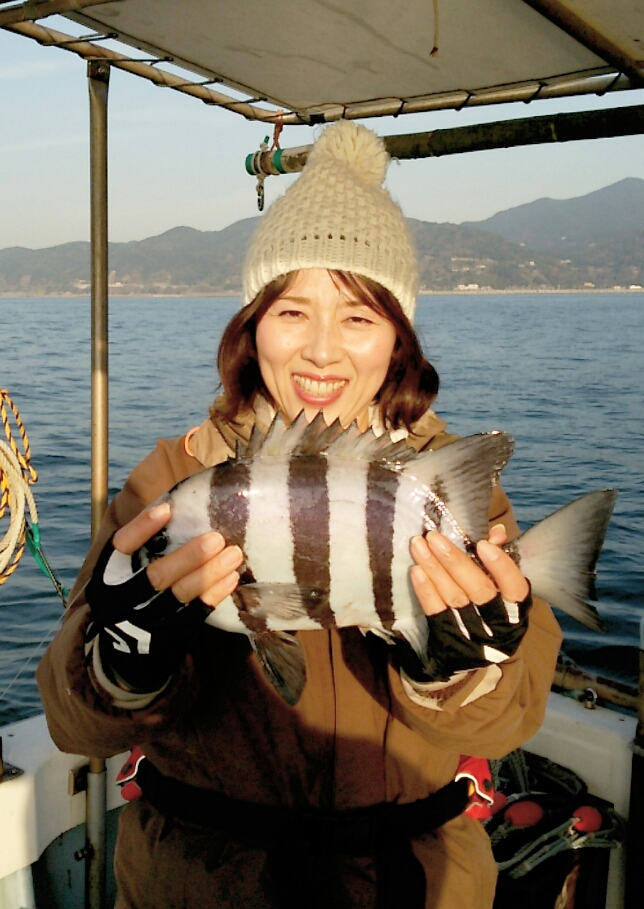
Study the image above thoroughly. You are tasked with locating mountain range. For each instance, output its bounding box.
[1,178,643,294]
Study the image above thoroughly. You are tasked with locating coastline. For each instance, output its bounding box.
[1,287,643,299]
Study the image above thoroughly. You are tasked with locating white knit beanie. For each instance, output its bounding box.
[241,121,419,322]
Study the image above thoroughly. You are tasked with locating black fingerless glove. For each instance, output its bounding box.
[85,536,210,693]
[396,587,533,683]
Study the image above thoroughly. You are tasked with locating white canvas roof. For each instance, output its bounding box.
[2,0,644,123]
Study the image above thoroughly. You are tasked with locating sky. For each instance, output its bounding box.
[2,17,644,251]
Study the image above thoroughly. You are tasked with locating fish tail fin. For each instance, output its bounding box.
[250,631,307,706]
[512,489,618,631]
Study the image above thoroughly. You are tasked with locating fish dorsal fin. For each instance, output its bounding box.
[403,432,515,543]
[244,422,268,459]
[245,411,416,463]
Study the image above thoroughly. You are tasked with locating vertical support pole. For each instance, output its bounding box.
[89,58,110,539]
[625,616,644,908]
[86,58,109,909]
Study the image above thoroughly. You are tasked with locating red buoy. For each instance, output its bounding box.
[572,805,603,833]
[504,800,545,827]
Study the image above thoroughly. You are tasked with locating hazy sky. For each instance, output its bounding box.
[2,17,644,251]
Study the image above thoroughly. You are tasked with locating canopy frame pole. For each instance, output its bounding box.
[3,19,637,125]
[86,56,109,909]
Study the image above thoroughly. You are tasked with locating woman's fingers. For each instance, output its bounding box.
[476,539,530,603]
[426,533,497,606]
[113,504,244,606]
[146,533,243,604]
[113,502,172,554]
[170,543,243,606]
[488,523,508,547]
[410,531,529,616]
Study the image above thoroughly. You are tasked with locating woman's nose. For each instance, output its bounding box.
[302,320,342,367]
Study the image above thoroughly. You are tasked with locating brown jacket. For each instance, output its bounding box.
[37,407,562,909]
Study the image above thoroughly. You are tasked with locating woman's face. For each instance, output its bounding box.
[255,268,397,428]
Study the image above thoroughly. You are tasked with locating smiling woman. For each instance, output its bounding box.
[256,268,397,427]
[37,120,562,909]
[217,267,439,431]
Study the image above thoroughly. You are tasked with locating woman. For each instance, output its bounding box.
[37,121,562,909]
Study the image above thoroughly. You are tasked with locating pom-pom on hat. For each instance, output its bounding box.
[241,120,419,322]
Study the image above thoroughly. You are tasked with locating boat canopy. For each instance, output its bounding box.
[2,0,644,124]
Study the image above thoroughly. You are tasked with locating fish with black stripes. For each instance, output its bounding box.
[136,413,617,705]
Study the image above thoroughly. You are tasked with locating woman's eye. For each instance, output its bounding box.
[276,308,305,318]
[346,315,375,325]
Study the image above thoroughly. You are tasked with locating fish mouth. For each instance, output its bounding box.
[292,374,347,404]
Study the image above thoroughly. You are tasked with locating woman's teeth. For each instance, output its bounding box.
[294,376,346,396]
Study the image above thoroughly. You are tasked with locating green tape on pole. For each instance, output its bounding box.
[245,153,256,175]
[273,149,286,174]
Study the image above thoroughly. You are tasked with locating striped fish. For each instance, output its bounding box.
[137,413,616,705]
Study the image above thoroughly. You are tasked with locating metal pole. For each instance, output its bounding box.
[89,58,109,539]
[246,103,644,179]
[87,57,109,909]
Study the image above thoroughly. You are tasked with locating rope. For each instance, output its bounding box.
[0,390,68,603]
[0,390,39,585]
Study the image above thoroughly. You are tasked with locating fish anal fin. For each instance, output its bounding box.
[250,631,306,706]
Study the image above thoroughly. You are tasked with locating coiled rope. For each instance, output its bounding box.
[0,390,67,603]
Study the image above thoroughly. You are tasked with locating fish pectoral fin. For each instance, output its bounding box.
[363,626,397,644]
[236,583,328,623]
[250,632,306,706]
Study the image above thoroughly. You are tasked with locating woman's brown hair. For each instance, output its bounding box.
[214,271,439,433]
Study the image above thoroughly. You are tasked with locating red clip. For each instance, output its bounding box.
[456,755,495,821]
[116,746,146,802]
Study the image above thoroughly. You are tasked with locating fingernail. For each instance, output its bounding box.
[223,570,240,591]
[220,546,243,569]
[149,503,171,521]
[200,532,225,555]
[427,531,450,555]
[477,539,500,561]
[410,536,429,559]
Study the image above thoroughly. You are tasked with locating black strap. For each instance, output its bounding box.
[135,759,469,908]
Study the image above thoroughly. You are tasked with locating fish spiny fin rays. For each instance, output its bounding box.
[403,432,515,544]
[238,411,418,463]
[512,489,618,632]
[249,631,306,706]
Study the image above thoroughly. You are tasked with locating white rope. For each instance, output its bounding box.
[0,438,38,579]
[0,390,39,585]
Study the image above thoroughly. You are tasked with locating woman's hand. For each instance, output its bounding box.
[114,502,243,608]
[84,504,244,694]
[405,526,532,682]
[409,525,529,617]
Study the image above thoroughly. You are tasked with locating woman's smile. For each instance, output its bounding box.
[292,373,348,404]
[255,268,397,428]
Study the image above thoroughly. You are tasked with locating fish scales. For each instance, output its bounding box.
[366,462,400,629]
[327,459,384,631]
[287,455,334,629]
[137,412,617,705]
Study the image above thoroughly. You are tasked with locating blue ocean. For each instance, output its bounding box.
[1,293,642,725]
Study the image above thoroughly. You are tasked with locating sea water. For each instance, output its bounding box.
[0,293,642,725]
